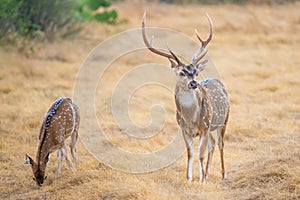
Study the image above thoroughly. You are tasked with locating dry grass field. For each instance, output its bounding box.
[0,1,300,199]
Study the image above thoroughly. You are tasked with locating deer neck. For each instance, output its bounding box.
[36,126,52,168]
[36,145,50,167]
[175,84,200,128]
[176,88,197,107]
[36,98,65,167]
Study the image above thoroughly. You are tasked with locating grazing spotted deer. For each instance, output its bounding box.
[25,97,80,186]
[142,13,229,182]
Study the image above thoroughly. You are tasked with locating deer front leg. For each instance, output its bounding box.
[198,133,208,183]
[183,132,194,182]
[205,133,215,180]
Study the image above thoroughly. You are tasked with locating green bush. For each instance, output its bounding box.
[0,0,77,39]
[0,0,118,41]
[77,0,118,24]
[95,10,118,23]
[87,0,112,10]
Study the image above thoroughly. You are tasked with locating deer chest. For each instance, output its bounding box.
[176,91,200,128]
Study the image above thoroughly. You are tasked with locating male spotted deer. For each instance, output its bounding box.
[142,13,229,182]
[25,97,80,186]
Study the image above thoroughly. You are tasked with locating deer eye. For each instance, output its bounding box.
[179,72,185,77]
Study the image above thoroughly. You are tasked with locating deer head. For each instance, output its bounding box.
[26,154,49,186]
[142,12,213,90]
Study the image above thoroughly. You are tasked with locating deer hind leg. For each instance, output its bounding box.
[69,129,79,164]
[57,149,63,177]
[61,144,76,174]
[183,132,194,182]
[205,132,215,180]
[198,133,208,183]
[217,124,227,180]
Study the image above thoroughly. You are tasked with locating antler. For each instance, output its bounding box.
[142,12,184,66]
[192,13,213,65]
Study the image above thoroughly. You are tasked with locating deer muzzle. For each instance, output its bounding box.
[188,80,198,89]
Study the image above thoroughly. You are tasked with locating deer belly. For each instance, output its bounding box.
[47,121,75,145]
[64,121,75,138]
[209,88,229,130]
[210,100,228,131]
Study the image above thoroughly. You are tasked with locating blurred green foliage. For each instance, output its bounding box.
[0,0,77,39]
[0,0,118,41]
[76,0,118,24]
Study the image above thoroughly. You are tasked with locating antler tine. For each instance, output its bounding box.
[142,12,180,62]
[194,49,208,65]
[195,13,213,49]
[166,43,184,66]
[192,13,213,65]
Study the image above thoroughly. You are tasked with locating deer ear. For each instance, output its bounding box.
[44,153,50,163]
[196,59,208,72]
[25,155,34,166]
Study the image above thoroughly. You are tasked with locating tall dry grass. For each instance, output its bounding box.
[0,1,299,199]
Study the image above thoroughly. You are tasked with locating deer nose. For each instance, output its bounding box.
[188,80,198,89]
